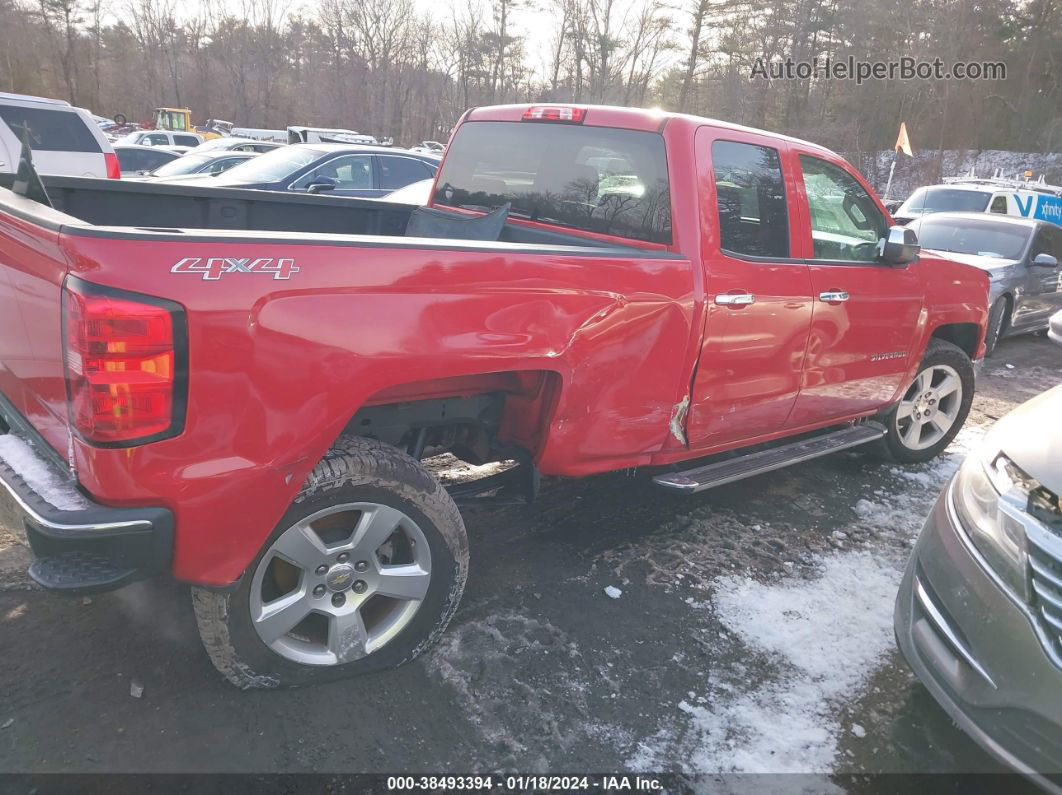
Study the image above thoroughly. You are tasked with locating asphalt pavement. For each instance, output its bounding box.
[1,334,1060,790]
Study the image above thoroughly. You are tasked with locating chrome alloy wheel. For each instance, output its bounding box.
[894,364,963,451]
[249,502,432,666]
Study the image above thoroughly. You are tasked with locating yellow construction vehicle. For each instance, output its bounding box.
[152,108,225,140]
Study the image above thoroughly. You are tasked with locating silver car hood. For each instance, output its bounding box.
[926,250,1020,274]
[981,384,1062,496]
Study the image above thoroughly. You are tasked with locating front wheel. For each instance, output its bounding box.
[192,436,468,688]
[877,339,974,464]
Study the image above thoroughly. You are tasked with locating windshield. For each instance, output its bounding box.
[210,146,319,184]
[187,138,241,154]
[916,218,1031,259]
[433,120,672,243]
[899,187,991,216]
[152,154,211,176]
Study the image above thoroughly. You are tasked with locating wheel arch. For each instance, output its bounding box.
[995,292,1014,334]
[335,369,564,464]
[928,322,981,359]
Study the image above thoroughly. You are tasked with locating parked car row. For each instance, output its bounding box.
[172,143,441,196]
[894,174,1062,353]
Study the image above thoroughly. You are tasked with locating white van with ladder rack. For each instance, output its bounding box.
[894,169,1062,228]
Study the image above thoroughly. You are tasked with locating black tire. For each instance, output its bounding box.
[192,436,468,689]
[876,338,975,464]
[983,296,1008,357]
[113,113,127,126]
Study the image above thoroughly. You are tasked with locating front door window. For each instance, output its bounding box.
[799,156,886,262]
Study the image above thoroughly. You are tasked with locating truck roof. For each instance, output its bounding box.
[0,91,72,107]
[465,103,841,158]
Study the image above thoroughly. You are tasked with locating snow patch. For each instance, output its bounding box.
[632,551,901,773]
[0,434,88,511]
[604,586,622,599]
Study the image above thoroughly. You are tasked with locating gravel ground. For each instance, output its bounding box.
[0,334,1059,786]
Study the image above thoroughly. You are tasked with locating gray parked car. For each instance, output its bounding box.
[112,143,180,176]
[895,384,1062,791]
[908,213,1062,354]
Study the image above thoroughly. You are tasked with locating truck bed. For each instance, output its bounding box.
[0,174,633,250]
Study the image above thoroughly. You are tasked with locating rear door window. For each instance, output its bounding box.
[379,156,433,189]
[433,120,672,243]
[710,140,789,258]
[174,135,200,147]
[0,105,100,152]
[144,133,169,146]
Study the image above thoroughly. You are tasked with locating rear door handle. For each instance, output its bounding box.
[715,292,756,306]
[818,291,850,303]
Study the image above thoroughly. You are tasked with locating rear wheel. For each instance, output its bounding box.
[877,339,974,464]
[192,436,468,688]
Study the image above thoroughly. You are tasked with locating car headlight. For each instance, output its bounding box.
[953,451,1033,601]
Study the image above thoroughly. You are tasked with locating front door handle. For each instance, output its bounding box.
[715,292,756,306]
[818,291,850,303]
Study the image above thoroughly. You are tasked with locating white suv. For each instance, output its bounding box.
[0,92,119,178]
[117,130,205,149]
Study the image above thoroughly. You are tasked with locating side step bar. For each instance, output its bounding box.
[653,422,887,494]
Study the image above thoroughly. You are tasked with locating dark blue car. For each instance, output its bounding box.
[179,143,441,198]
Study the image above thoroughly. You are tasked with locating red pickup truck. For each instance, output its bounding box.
[0,104,988,688]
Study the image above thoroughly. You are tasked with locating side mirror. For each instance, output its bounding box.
[1032,253,1059,268]
[880,225,920,265]
[306,177,337,194]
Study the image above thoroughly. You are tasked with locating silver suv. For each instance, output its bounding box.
[895,384,1062,791]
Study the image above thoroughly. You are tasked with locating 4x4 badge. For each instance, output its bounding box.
[171,257,299,281]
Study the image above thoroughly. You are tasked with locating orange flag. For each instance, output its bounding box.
[894,122,913,156]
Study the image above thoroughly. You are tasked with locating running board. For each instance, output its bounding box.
[653,422,887,493]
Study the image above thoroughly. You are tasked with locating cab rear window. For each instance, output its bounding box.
[433,120,672,244]
[0,106,101,152]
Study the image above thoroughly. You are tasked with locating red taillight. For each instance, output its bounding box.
[63,278,186,445]
[104,151,121,179]
[521,106,586,123]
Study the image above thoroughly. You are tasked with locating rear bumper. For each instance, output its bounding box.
[0,431,172,595]
[895,480,1062,791]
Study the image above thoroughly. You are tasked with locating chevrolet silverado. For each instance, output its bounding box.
[0,104,989,687]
